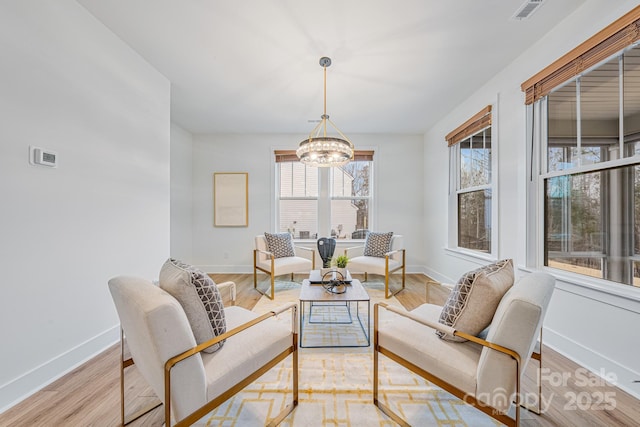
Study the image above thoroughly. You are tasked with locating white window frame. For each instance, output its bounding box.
[447,103,499,261]
[272,147,376,240]
[525,48,640,297]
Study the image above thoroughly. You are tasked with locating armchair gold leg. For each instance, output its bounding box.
[254,271,275,299]
[384,252,406,298]
[537,330,543,414]
[384,273,406,299]
[384,274,390,299]
[253,250,258,289]
[520,329,543,415]
[401,250,406,288]
[123,400,163,426]
[384,277,404,298]
[373,307,410,427]
[120,329,162,425]
[253,251,275,299]
[267,332,299,427]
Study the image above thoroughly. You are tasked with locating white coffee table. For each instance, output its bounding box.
[299,270,370,348]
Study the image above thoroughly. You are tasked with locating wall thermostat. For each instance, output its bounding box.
[29,146,58,167]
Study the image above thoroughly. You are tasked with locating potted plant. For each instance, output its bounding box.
[335,254,349,268]
[333,254,349,279]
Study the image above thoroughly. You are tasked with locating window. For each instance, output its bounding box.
[330,160,371,238]
[275,150,374,239]
[277,160,318,238]
[523,7,640,288]
[536,47,640,286]
[447,106,495,255]
[528,19,640,286]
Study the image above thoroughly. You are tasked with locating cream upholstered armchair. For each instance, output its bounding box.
[109,274,298,426]
[374,271,555,427]
[254,233,315,300]
[345,232,405,298]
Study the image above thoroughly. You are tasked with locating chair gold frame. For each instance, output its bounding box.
[119,328,163,425]
[165,304,298,426]
[424,279,544,415]
[119,282,298,426]
[345,248,406,298]
[253,246,315,300]
[373,302,542,427]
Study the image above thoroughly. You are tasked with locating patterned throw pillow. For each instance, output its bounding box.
[363,231,393,257]
[437,259,514,342]
[159,258,227,353]
[264,232,295,258]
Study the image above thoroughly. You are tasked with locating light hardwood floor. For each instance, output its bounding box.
[1,273,638,426]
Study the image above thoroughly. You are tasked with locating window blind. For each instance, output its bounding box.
[521,5,640,105]
[274,150,300,163]
[274,149,374,162]
[445,105,492,147]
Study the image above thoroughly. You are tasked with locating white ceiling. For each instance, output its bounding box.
[77,0,586,135]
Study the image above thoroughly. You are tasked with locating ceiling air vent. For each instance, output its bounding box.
[511,0,545,21]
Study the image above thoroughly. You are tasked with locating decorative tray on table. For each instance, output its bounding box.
[309,269,351,285]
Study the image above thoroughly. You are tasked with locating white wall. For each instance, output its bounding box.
[0,1,170,411]
[191,133,424,273]
[423,0,640,398]
[170,123,194,261]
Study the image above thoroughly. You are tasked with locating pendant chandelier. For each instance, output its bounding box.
[297,57,354,167]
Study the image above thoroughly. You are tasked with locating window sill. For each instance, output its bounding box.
[518,264,640,309]
[444,247,497,264]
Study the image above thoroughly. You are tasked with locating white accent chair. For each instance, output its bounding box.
[253,235,315,300]
[108,276,298,426]
[345,234,405,298]
[374,272,554,427]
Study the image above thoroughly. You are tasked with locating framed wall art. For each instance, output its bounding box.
[213,172,248,227]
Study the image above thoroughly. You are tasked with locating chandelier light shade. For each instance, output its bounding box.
[297,57,354,167]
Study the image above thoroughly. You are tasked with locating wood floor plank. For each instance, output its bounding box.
[0,273,637,426]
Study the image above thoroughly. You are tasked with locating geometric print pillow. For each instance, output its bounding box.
[363,231,393,258]
[159,258,227,353]
[264,232,295,258]
[436,259,514,342]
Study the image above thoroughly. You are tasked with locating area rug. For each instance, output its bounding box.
[200,281,502,426]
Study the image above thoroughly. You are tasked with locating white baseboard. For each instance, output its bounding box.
[423,266,455,284]
[0,325,120,414]
[544,327,640,400]
[198,265,426,275]
[196,264,250,274]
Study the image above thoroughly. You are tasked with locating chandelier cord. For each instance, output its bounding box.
[323,64,327,137]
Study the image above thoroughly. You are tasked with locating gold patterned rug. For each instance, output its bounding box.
[200,282,502,426]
